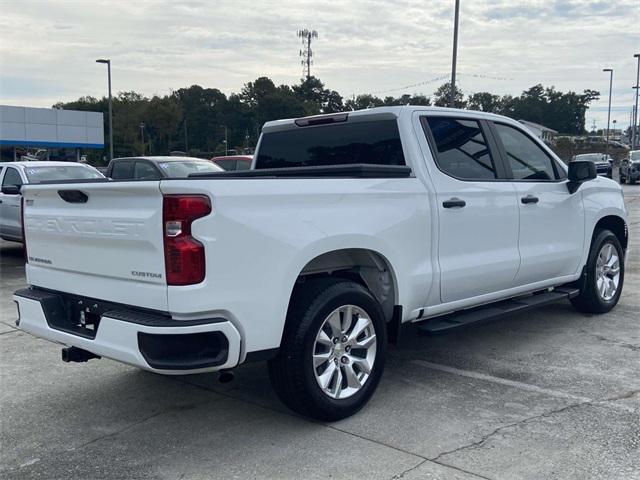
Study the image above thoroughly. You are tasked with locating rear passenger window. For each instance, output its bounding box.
[256,120,405,169]
[494,123,557,181]
[215,160,237,170]
[133,161,161,180]
[424,117,496,180]
[110,161,133,180]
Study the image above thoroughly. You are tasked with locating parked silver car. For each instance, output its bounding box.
[620,150,640,184]
[0,161,104,242]
[572,153,612,178]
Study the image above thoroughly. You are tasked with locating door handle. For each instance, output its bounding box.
[521,195,539,204]
[442,198,466,208]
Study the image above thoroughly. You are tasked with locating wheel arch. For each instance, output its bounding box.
[293,247,399,324]
[593,215,628,252]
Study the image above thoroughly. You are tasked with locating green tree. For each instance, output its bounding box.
[345,94,384,110]
[52,77,598,160]
[145,96,183,155]
[173,85,227,152]
[293,76,344,114]
[433,82,466,108]
[467,92,501,112]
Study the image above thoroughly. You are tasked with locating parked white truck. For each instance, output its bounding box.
[14,107,627,420]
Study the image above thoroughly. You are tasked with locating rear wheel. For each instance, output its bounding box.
[620,175,626,184]
[268,278,386,421]
[571,229,624,314]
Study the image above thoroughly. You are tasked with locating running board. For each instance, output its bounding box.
[417,287,580,335]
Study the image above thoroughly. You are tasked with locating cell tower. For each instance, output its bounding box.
[297,29,318,79]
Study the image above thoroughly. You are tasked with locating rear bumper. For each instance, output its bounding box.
[13,288,241,374]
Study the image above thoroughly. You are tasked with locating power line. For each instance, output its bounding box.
[371,74,450,95]
[297,29,318,79]
[370,72,513,95]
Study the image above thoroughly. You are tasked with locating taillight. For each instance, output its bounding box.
[21,196,27,262]
[162,195,211,285]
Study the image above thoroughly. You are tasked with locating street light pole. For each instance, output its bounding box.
[633,53,639,149]
[95,59,113,161]
[603,68,613,158]
[449,0,460,108]
[225,126,228,156]
[184,118,189,153]
[139,122,145,156]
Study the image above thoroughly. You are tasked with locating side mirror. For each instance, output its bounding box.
[1,185,21,195]
[567,161,597,194]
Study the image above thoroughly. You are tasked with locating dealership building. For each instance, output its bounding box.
[0,105,104,161]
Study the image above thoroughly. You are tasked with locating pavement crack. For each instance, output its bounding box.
[584,333,640,352]
[390,458,428,480]
[0,328,18,336]
[602,389,640,402]
[430,400,591,462]
[73,398,217,449]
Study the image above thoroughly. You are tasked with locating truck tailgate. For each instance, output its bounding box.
[22,181,168,311]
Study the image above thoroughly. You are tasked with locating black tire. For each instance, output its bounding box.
[620,176,626,184]
[571,229,624,314]
[268,278,387,421]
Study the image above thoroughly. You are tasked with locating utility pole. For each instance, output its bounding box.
[633,53,639,149]
[603,68,613,158]
[449,0,460,108]
[139,122,145,155]
[633,104,638,148]
[297,29,318,79]
[95,59,113,160]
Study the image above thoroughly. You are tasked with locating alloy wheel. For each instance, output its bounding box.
[312,305,377,400]
[595,243,621,301]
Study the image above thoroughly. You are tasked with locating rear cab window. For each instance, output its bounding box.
[255,119,405,169]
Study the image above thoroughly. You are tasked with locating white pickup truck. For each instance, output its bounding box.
[14,107,627,421]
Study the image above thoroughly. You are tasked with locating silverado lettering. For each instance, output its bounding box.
[26,217,145,238]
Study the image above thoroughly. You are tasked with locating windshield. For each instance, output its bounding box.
[24,165,104,183]
[630,151,640,161]
[158,161,223,178]
[575,154,602,162]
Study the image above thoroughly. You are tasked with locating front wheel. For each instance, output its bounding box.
[571,229,624,314]
[268,279,387,421]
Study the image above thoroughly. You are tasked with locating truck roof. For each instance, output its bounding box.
[110,156,211,163]
[0,161,91,168]
[262,106,516,133]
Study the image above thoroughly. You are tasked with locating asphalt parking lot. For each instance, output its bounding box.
[1,184,638,480]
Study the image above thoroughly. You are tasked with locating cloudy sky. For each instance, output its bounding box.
[1,0,638,128]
